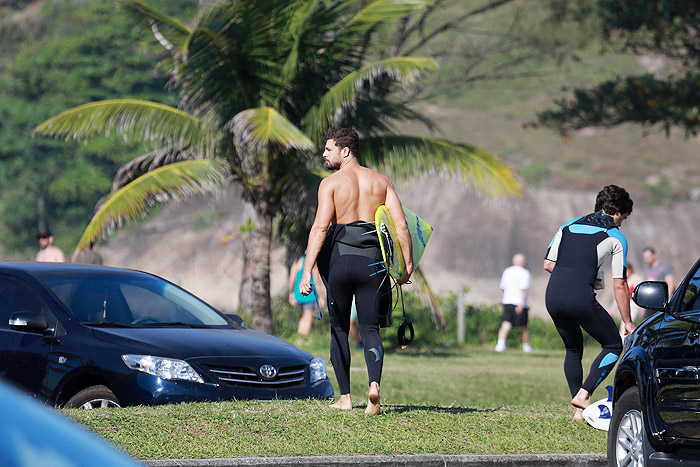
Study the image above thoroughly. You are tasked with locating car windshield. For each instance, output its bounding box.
[36,271,230,328]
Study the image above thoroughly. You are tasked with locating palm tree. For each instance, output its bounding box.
[35,0,521,333]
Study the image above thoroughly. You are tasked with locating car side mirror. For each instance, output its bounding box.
[632,281,668,311]
[9,312,48,334]
[225,313,245,326]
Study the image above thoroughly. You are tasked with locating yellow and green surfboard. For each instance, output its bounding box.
[375,205,433,280]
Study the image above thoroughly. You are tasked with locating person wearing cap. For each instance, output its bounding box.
[35,229,66,263]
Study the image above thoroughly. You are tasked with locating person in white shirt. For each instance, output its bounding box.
[495,253,532,353]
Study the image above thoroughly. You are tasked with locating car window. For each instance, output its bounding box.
[680,266,700,312]
[0,277,57,330]
[120,284,200,323]
[37,272,228,327]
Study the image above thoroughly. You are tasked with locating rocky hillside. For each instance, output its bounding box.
[98,180,700,320]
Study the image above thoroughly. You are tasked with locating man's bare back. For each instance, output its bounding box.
[324,164,392,224]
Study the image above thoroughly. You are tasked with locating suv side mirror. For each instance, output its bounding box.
[632,281,668,311]
[225,313,245,326]
[9,312,48,334]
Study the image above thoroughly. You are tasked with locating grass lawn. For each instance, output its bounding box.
[64,344,610,460]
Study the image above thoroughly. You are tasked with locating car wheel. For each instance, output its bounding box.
[608,386,655,467]
[65,385,121,409]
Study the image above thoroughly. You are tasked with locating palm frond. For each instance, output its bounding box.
[118,0,191,53]
[345,0,431,33]
[33,100,208,150]
[276,169,324,244]
[228,107,314,154]
[75,160,229,253]
[112,146,199,191]
[182,24,255,113]
[302,57,436,135]
[361,136,522,198]
[280,0,323,83]
[179,7,283,118]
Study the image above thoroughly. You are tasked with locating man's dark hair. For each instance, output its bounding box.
[643,247,655,254]
[325,128,359,157]
[594,185,633,215]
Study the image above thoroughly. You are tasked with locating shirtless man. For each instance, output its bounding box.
[35,229,66,263]
[299,128,412,415]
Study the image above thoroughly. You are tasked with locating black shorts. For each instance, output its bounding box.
[502,304,529,327]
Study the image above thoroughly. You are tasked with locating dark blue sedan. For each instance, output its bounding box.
[0,262,333,408]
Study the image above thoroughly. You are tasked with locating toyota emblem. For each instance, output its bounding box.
[259,364,277,380]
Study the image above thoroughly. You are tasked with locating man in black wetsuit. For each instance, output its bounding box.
[544,185,636,420]
[299,128,413,415]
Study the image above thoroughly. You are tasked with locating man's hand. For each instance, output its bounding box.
[398,264,413,285]
[543,259,555,273]
[623,321,637,336]
[298,271,313,296]
[515,305,524,315]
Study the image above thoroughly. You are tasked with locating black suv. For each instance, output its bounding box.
[608,258,700,466]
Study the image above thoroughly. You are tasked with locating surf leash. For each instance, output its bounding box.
[310,283,322,320]
[395,282,414,349]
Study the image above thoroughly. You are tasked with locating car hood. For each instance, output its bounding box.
[91,327,312,361]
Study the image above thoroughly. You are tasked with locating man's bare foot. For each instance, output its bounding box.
[330,394,352,410]
[571,388,592,410]
[365,382,380,415]
[573,407,585,421]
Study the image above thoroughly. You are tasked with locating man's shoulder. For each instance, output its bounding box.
[360,165,390,182]
[319,171,343,188]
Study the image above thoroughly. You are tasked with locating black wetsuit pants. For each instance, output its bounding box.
[546,277,622,398]
[327,252,391,395]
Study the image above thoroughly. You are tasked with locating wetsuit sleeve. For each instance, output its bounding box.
[545,228,562,262]
[605,229,628,279]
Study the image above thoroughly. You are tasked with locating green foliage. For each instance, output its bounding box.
[0,0,197,256]
[519,162,552,187]
[538,0,700,137]
[538,72,700,137]
[645,176,681,206]
[410,0,605,107]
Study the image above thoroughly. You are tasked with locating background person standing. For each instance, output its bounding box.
[71,241,103,265]
[642,247,675,294]
[641,247,675,320]
[495,253,532,353]
[35,229,66,263]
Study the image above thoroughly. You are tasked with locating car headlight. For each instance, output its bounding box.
[122,354,204,383]
[309,357,327,384]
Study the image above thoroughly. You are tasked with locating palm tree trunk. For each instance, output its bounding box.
[250,205,273,333]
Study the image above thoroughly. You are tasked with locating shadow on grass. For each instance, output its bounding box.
[384,404,496,415]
